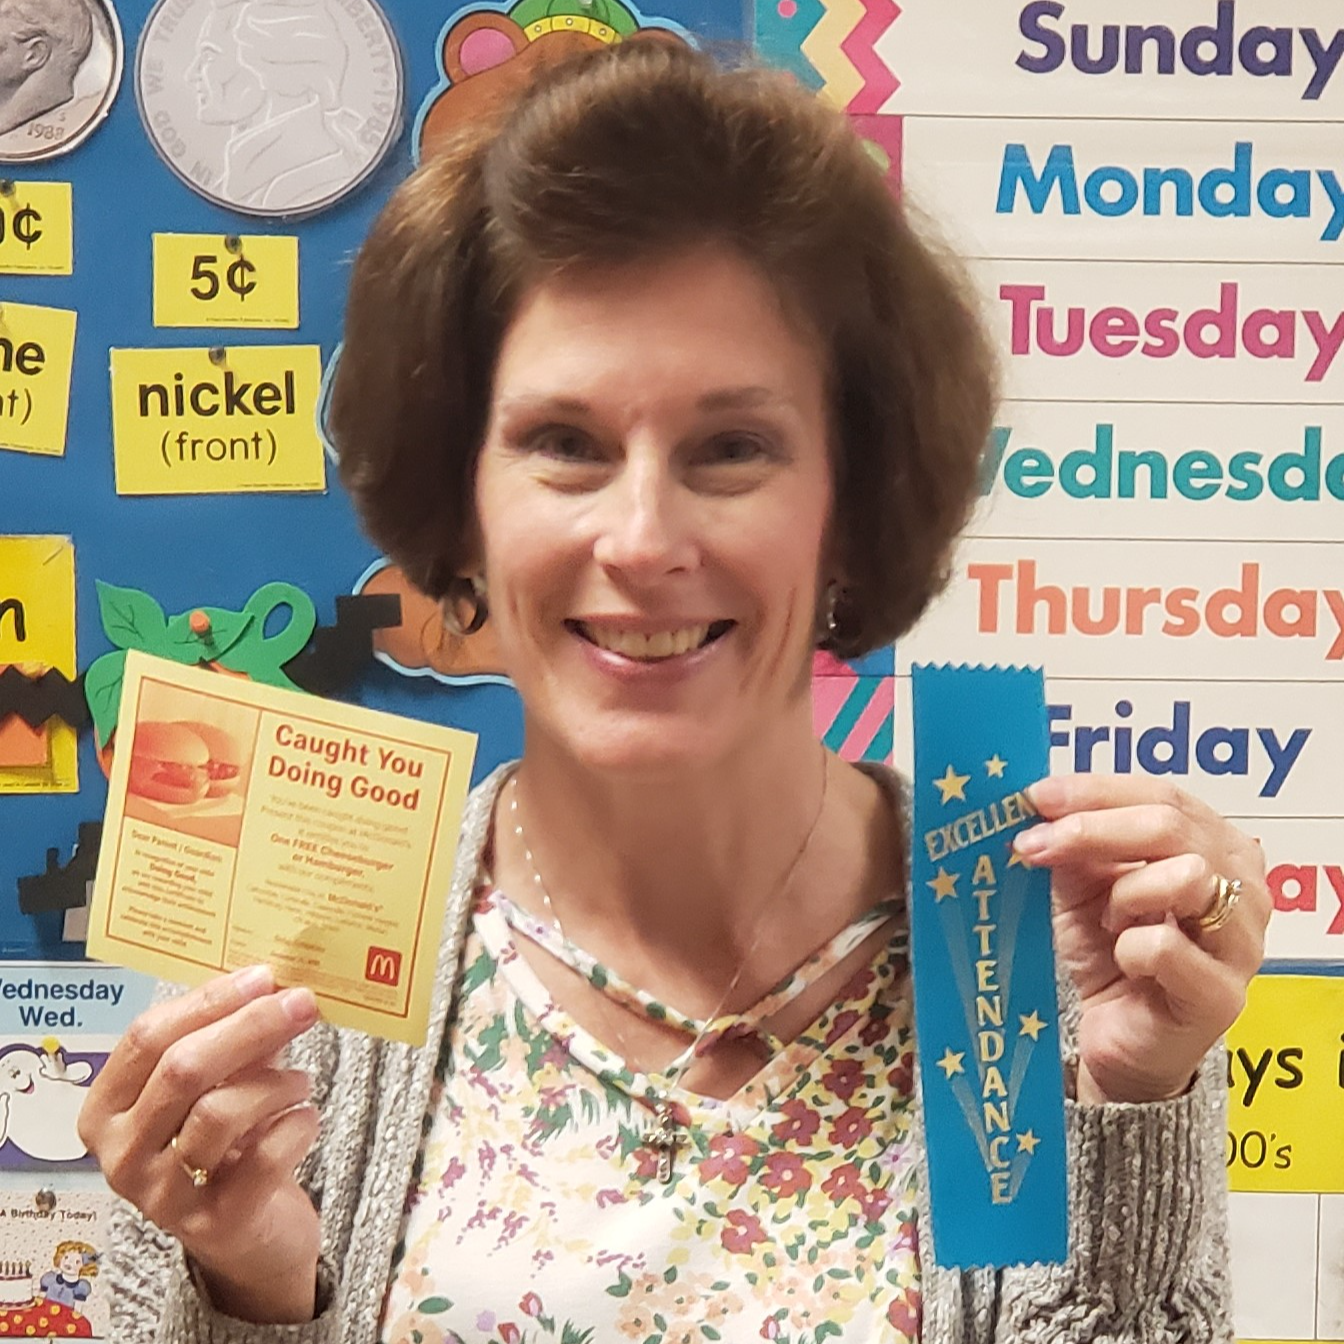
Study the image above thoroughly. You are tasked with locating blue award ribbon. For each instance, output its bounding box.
[910,664,1068,1267]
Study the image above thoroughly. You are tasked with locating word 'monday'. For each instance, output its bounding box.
[998,142,1344,243]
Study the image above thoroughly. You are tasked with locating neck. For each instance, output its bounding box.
[512,717,828,964]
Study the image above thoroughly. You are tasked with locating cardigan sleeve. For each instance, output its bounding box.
[103,998,349,1344]
[990,1045,1233,1343]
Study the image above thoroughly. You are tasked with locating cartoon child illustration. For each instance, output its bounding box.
[37,1241,97,1313]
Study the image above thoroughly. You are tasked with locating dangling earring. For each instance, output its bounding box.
[441,575,489,637]
[816,580,842,648]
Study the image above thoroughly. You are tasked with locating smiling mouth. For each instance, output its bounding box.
[569,620,735,661]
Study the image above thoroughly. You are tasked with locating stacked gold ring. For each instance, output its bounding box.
[170,1133,211,1189]
[1197,874,1242,933]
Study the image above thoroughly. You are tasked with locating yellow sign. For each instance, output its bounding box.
[0,184,73,276]
[152,235,300,330]
[0,302,77,457]
[0,537,77,793]
[89,653,477,1045]
[110,345,326,495]
[1226,975,1344,1193]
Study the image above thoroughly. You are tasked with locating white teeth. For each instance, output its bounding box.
[584,625,712,659]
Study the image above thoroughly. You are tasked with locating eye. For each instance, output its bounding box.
[527,425,602,463]
[708,434,767,464]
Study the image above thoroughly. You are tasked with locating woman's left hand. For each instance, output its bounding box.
[1014,774,1269,1105]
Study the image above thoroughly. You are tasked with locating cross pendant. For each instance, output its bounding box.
[643,1101,682,1184]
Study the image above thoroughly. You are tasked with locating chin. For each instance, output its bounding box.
[557,715,740,780]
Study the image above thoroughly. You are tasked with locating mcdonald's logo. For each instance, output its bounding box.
[364,945,402,986]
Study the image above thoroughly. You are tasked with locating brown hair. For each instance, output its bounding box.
[330,42,997,657]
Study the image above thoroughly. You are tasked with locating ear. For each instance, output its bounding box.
[443,13,528,82]
[20,34,52,74]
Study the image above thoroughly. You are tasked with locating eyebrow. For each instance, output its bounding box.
[496,387,792,417]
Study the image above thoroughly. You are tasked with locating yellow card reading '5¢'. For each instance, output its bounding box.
[0,183,73,276]
[89,652,478,1045]
[0,302,77,457]
[109,344,326,495]
[153,234,300,330]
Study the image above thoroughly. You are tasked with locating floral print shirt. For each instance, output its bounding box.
[380,888,921,1344]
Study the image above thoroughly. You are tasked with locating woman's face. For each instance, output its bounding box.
[474,245,835,776]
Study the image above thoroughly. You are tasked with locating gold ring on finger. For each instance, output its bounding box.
[170,1133,211,1189]
[1197,874,1242,934]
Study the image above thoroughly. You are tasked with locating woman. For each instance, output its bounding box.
[82,42,1266,1342]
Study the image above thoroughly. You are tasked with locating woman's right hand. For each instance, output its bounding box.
[78,965,323,1324]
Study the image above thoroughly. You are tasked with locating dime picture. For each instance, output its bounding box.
[0,0,123,164]
[135,0,404,219]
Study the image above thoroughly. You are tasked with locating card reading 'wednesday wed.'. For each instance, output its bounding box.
[910,663,1068,1268]
[88,651,477,1045]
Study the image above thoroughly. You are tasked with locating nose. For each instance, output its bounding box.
[590,446,699,581]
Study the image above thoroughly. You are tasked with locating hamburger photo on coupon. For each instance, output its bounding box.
[177,720,245,798]
[127,721,243,806]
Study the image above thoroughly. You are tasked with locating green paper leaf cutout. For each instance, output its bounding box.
[215,583,317,690]
[95,582,170,655]
[163,608,256,664]
[84,649,128,748]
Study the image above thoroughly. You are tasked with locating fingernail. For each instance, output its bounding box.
[1014,825,1049,856]
[233,965,273,996]
[280,987,318,1025]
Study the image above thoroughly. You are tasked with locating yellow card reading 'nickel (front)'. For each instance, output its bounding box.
[109,344,325,494]
[88,652,478,1045]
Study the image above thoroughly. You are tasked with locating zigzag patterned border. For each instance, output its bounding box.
[841,0,901,114]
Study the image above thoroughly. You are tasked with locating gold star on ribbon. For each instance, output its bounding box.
[936,1048,965,1079]
[1007,845,1026,868]
[933,764,971,804]
[927,867,959,902]
[1017,1129,1040,1155]
[1018,1010,1047,1041]
[985,754,1007,778]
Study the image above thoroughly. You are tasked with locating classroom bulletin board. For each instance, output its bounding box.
[0,0,1340,1338]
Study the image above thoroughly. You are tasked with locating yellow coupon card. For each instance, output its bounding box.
[89,652,477,1045]
[0,302,77,456]
[1226,975,1344,1193]
[0,536,77,794]
[152,235,300,330]
[0,184,73,276]
[109,345,326,494]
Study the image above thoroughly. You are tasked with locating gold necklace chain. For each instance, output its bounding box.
[508,753,831,1182]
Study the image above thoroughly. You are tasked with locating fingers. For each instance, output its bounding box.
[1027,773,1224,826]
[1112,920,1249,1033]
[1016,797,1213,868]
[245,1101,322,1190]
[172,1067,313,1176]
[129,986,319,1157]
[1108,856,1265,980]
[84,965,276,1121]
